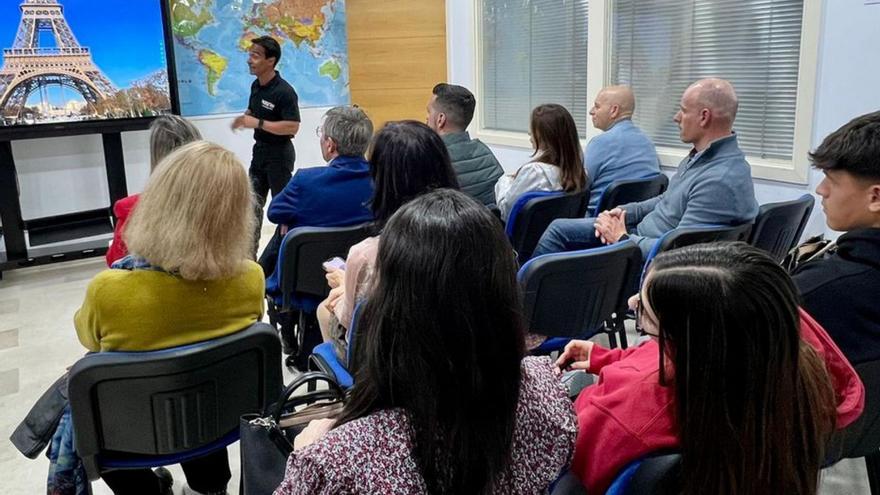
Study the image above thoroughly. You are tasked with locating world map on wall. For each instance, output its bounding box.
[170,0,350,116]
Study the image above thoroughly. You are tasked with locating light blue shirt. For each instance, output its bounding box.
[585,118,660,212]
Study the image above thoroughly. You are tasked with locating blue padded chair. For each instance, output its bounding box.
[506,189,589,264]
[748,194,815,263]
[276,224,373,311]
[593,174,669,216]
[606,453,682,495]
[309,303,364,389]
[519,242,643,353]
[273,223,372,369]
[67,322,282,481]
[643,223,754,271]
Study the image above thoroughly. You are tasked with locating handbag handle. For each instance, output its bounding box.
[266,371,345,422]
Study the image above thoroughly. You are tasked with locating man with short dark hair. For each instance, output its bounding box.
[232,36,301,254]
[793,110,880,365]
[427,83,503,205]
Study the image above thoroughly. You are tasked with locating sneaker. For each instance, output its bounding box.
[154,467,173,495]
[182,483,228,495]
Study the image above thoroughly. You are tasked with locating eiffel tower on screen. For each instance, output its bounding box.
[0,0,116,123]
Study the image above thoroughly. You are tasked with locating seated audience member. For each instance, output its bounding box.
[76,141,263,495]
[533,78,759,260]
[318,121,459,361]
[559,243,863,495]
[427,83,504,205]
[276,189,576,494]
[585,85,660,212]
[105,115,201,266]
[794,111,880,366]
[495,103,587,221]
[260,105,374,278]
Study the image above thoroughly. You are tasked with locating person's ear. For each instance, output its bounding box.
[436,112,447,130]
[327,137,337,154]
[699,108,712,128]
[868,184,880,213]
[609,104,620,119]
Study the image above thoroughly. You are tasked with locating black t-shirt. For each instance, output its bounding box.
[248,71,301,144]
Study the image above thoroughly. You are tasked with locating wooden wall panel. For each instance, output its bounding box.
[347,0,447,129]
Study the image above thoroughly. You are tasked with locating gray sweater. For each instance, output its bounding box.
[622,134,759,257]
[442,131,504,206]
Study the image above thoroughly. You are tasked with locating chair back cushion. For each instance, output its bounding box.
[748,194,815,263]
[595,174,669,215]
[279,224,372,306]
[519,243,642,339]
[69,323,282,466]
[509,190,589,263]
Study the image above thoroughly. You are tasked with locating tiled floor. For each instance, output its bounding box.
[0,231,871,494]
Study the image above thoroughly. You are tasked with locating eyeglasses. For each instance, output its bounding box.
[315,125,323,138]
[634,294,645,336]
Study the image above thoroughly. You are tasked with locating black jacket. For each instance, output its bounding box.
[794,228,880,366]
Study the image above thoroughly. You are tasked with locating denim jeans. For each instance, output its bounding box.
[532,218,604,258]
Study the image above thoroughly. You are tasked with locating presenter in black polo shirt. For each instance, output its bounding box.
[232,36,301,254]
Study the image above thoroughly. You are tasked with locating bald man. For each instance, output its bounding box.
[585,86,660,212]
[532,78,758,261]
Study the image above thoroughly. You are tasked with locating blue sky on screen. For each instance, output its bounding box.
[0,0,168,91]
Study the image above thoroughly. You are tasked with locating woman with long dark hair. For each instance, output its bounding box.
[317,120,459,362]
[277,189,577,494]
[494,103,587,221]
[559,242,864,494]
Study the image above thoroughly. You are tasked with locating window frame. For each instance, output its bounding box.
[471,0,823,184]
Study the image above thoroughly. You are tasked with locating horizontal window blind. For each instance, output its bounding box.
[610,0,804,160]
[481,0,589,138]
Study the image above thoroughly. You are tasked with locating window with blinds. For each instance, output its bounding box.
[610,0,804,161]
[480,0,589,137]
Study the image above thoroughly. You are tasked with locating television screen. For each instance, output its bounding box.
[0,0,174,135]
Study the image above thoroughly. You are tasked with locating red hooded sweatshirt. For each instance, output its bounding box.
[571,308,864,494]
[105,194,140,267]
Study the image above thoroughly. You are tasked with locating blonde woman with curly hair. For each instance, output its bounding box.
[74,141,264,495]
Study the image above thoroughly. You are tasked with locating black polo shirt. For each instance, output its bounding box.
[248,71,301,145]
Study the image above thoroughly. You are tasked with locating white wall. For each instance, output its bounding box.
[8,108,330,221]
[447,0,880,239]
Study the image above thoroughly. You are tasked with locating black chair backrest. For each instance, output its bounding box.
[624,453,682,495]
[595,174,669,215]
[520,242,642,339]
[279,223,372,308]
[68,323,282,479]
[510,189,589,263]
[748,194,815,263]
[656,223,753,254]
[832,359,880,461]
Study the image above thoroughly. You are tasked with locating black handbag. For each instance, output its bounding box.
[239,371,345,495]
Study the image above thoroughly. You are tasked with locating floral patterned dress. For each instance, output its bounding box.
[274,356,577,494]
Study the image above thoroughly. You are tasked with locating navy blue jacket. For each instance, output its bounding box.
[794,228,880,366]
[268,155,373,229]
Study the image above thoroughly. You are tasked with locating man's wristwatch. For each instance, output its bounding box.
[258,118,264,129]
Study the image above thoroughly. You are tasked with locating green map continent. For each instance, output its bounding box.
[198,50,228,96]
[171,0,215,39]
[319,60,341,80]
